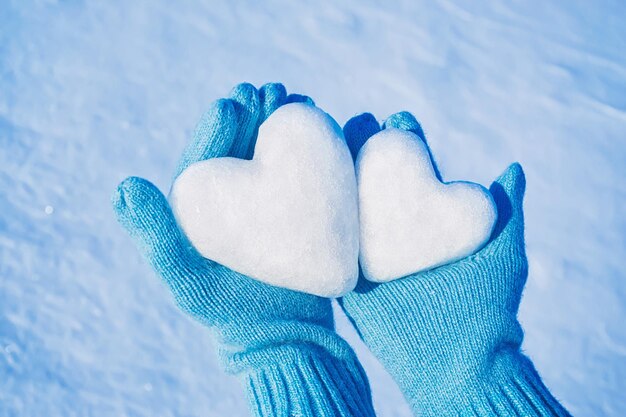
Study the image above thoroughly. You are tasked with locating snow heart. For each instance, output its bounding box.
[356,128,497,283]
[170,103,360,297]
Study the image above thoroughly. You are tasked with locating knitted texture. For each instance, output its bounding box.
[112,83,375,417]
[339,112,571,417]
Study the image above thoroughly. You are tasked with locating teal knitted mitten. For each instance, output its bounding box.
[112,83,375,417]
[340,112,571,417]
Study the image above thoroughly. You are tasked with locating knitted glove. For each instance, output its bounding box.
[112,83,375,417]
[339,111,571,417]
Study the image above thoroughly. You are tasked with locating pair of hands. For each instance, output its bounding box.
[113,82,529,412]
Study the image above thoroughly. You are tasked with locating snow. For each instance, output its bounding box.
[356,128,496,282]
[1,1,625,416]
[170,103,359,297]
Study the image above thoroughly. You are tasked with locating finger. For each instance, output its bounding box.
[488,162,526,246]
[382,111,425,140]
[343,113,381,162]
[228,83,261,160]
[258,82,287,123]
[285,93,315,106]
[174,98,237,179]
[383,111,442,181]
[112,176,203,289]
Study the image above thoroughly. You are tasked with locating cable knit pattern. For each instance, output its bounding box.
[112,83,375,417]
[340,111,571,417]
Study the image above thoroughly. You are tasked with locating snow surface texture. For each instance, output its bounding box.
[1,1,625,416]
[170,103,359,297]
[357,128,497,282]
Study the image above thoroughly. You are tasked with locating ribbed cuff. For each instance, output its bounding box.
[215,323,375,417]
[239,343,376,417]
[418,351,571,417]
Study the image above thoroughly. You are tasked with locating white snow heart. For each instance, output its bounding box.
[356,128,497,283]
[169,103,360,297]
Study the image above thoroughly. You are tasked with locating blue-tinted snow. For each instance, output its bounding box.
[1,1,625,416]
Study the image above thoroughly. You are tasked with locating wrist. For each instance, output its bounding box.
[219,320,357,372]
[224,327,375,417]
[413,349,570,417]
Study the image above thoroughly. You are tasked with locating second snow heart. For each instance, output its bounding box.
[356,128,497,283]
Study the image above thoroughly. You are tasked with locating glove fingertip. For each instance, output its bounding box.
[487,163,527,246]
[259,82,288,122]
[113,177,151,222]
[229,82,260,104]
[343,113,381,162]
[285,93,315,106]
[228,83,261,159]
[491,163,526,210]
[112,177,172,237]
[383,111,425,141]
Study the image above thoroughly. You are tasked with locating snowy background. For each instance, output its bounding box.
[1,1,625,416]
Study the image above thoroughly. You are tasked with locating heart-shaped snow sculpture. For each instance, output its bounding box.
[356,128,497,282]
[169,103,359,297]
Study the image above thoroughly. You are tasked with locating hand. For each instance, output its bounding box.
[339,112,570,416]
[113,83,337,364]
[112,83,375,417]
